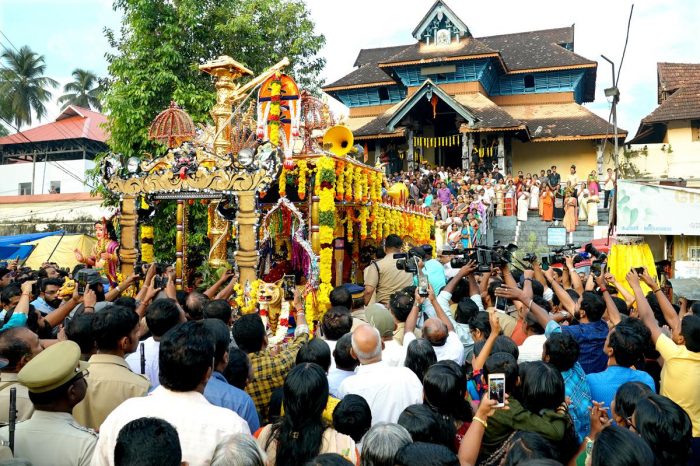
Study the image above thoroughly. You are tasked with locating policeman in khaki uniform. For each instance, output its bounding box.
[0,341,98,466]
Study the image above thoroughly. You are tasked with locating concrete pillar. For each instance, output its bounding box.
[498,135,505,172]
[596,144,604,176]
[467,134,474,171]
[407,129,414,171]
[461,133,469,170]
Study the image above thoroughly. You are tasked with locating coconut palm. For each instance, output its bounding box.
[0,46,58,129]
[58,68,103,111]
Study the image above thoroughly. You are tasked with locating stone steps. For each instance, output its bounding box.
[489,209,610,253]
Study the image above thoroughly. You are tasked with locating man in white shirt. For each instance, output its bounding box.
[319,306,353,371]
[327,334,358,398]
[338,325,422,425]
[365,304,406,367]
[92,320,250,466]
[125,299,184,389]
[404,286,465,366]
[518,304,548,364]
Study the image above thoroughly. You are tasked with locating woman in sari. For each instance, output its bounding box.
[504,180,516,216]
[461,218,474,249]
[578,186,589,222]
[517,187,530,222]
[447,222,462,247]
[563,195,578,232]
[587,194,599,226]
[588,170,600,196]
[494,179,505,216]
[540,185,554,222]
[529,180,540,211]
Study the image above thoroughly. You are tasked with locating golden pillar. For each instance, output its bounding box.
[200,56,289,285]
[236,192,259,285]
[175,200,185,290]
[118,195,137,277]
[208,202,230,269]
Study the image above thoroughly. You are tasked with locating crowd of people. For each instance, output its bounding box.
[388,161,617,248]
[0,228,698,466]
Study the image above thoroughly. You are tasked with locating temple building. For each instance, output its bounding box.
[322,0,625,175]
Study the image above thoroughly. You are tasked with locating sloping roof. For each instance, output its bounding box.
[324,65,395,90]
[377,36,499,67]
[478,27,594,72]
[453,93,524,131]
[502,103,626,141]
[411,0,470,40]
[353,102,405,140]
[642,83,700,124]
[354,44,413,67]
[0,106,108,145]
[657,62,700,101]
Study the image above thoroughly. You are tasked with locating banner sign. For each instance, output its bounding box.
[616,180,700,235]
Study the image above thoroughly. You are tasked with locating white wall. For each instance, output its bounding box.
[0,159,95,196]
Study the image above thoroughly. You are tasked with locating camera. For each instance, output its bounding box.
[585,243,608,262]
[522,253,538,263]
[545,244,581,265]
[395,250,429,297]
[395,253,420,274]
[445,241,518,273]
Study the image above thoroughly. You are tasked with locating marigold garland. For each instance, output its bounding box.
[268,74,282,146]
[233,279,262,315]
[140,225,154,263]
[292,160,306,199]
[316,156,337,310]
[278,166,287,197]
[344,163,353,202]
[358,207,369,240]
[335,160,345,201]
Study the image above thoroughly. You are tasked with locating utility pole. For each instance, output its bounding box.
[601,55,620,177]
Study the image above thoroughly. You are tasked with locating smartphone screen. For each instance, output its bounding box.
[488,373,506,407]
[495,296,508,313]
[283,275,295,301]
[77,274,87,295]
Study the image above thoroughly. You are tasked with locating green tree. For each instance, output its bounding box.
[0,46,58,129]
[57,68,103,111]
[98,0,325,262]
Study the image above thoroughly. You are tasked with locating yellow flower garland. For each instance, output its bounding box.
[316,156,336,314]
[297,160,308,200]
[336,160,345,201]
[344,163,353,202]
[233,279,262,315]
[278,166,287,197]
[353,166,363,203]
[359,206,369,240]
[140,225,154,263]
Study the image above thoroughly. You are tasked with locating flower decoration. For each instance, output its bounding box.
[297,159,308,200]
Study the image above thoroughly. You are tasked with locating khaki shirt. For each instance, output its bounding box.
[0,373,34,423]
[486,306,518,338]
[73,354,149,430]
[364,256,413,306]
[0,410,97,466]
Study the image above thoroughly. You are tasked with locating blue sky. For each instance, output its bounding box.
[2,0,700,136]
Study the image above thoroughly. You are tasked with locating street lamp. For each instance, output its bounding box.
[601,54,620,177]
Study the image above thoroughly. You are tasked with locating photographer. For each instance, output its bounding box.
[404,285,465,365]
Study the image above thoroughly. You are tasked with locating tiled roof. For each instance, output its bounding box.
[478,27,594,72]
[0,106,108,145]
[377,37,498,67]
[453,93,523,130]
[657,62,700,97]
[354,44,413,67]
[325,26,595,92]
[502,103,626,141]
[323,65,395,90]
[642,83,700,124]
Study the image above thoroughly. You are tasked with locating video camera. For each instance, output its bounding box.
[444,241,518,273]
[395,247,430,297]
[545,244,583,266]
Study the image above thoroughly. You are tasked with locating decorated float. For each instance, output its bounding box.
[100,54,433,336]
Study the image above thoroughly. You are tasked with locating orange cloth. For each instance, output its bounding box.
[540,192,554,221]
[510,319,527,346]
[563,197,578,232]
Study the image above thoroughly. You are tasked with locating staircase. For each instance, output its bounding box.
[490,208,610,254]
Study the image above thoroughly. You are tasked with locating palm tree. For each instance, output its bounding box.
[58,68,103,111]
[0,45,58,129]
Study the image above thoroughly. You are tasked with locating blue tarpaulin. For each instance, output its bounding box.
[0,231,64,260]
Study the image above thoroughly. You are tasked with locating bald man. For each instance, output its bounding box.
[337,324,422,425]
[404,288,465,365]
